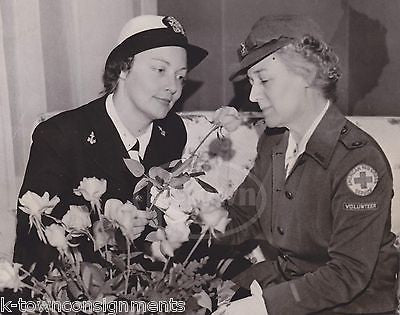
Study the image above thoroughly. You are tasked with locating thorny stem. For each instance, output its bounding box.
[183,231,207,266]
[191,125,219,157]
[148,189,167,227]
[19,267,55,301]
[125,237,131,295]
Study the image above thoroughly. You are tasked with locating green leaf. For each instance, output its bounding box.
[169,174,191,188]
[217,280,237,304]
[105,272,124,290]
[189,171,206,177]
[149,166,172,183]
[195,178,218,193]
[193,290,212,311]
[171,156,195,177]
[168,159,182,168]
[111,255,126,272]
[67,280,83,299]
[80,262,105,298]
[124,158,145,177]
[145,231,160,242]
[133,177,150,195]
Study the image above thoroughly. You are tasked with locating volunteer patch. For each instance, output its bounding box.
[343,202,377,211]
[346,164,378,196]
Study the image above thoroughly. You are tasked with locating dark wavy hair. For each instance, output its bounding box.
[101,56,134,95]
[276,35,341,102]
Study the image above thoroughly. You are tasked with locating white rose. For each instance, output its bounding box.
[199,206,231,237]
[62,205,92,231]
[164,207,190,225]
[184,179,223,209]
[165,221,190,246]
[150,227,189,259]
[150,187,170,209]
[74,177,107,210]
[169,188,193,213]
[160,240,175,258]
[45,224,68,252]
[150,241,168,263]
[0,260,21,292]
[212,106,241,132]
[104,199,149,241]
[19,191,60,218]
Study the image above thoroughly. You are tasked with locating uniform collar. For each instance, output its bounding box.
[286,100,330,162]
[105,94,153,159]
[304,104,347,168]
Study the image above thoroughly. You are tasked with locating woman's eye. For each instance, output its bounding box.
[152,66,165,73]
[177,74,186,82]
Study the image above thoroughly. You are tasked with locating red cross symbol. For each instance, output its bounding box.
[354,171,373,189]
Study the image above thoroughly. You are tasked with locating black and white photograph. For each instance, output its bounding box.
[1,0,400,314]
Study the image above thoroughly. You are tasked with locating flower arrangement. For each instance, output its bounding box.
[1,107,244,314]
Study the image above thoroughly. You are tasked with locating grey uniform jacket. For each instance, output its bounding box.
[223,104,397,314]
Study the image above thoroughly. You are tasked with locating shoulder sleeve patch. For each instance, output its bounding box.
[346,164,379,196]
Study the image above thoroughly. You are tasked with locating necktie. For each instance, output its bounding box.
[128,140,140,161]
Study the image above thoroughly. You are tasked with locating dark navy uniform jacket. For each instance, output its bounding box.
[222,105,397,314]
[14,96,187,277]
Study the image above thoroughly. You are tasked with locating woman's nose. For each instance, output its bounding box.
[249,84,261,102]
[165,75,178,95]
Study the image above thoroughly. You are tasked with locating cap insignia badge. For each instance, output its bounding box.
[239,42,248,58]
[163,16,185,35]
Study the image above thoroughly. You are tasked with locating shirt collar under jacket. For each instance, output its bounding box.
[285,100,330,170]
[105,94,153,159]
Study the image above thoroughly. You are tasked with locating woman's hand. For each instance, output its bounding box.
[212,280,268,314]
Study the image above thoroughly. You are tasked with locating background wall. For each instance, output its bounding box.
[159,0,400,116]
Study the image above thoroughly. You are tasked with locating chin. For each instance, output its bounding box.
[263,117,275,128]
[151,109,169,121]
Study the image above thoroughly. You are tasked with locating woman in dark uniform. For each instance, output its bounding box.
[14,14,208,279]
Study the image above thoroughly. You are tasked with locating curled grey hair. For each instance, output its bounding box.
[276,35,341,102]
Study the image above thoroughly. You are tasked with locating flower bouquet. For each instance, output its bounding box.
[1,107,244,314]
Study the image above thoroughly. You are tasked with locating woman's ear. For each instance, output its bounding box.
[119,70,128,80]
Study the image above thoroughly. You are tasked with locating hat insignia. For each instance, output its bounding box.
[239,42,248,58]
[163,16,185,35]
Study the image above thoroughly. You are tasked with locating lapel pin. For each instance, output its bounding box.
[157,125,166,136]
[87,131,96,144]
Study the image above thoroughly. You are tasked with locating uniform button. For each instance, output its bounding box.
[341,126,348,134]
[277,226,285,235]
[285,191,293,199]
[352,141,362,147]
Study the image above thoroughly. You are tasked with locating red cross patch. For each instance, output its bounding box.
[346,164,378,196]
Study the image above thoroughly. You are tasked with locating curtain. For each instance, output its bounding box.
[0,3,17,262]
[0,0,156,262]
